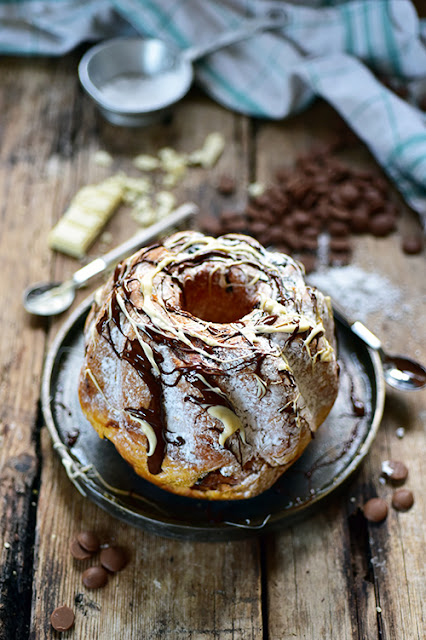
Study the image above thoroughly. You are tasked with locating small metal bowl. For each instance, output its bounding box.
[78,37,193,127]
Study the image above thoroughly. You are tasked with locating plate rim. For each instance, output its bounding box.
[41,295,386,540]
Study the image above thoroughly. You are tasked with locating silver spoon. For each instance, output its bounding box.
[332,305,426,391]
[23,202,198,317]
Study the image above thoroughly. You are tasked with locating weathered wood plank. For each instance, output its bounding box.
[30,424,263,638]
[0,56,85,639]
[30,80,262,638]
[2,48,424,640]
[255,102,426,640]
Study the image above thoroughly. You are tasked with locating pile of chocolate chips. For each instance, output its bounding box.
[70,530,128,588]
[202,143,423,273]
[50,531,128,632]
[362,458,414,524]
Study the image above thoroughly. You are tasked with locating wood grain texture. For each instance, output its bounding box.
[30,428,262,640]
[0,51,424,640]
[0,56,74,639]
[256,105,426,640]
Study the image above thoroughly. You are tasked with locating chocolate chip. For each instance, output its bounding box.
[301,191,319,210]
[70,538,92,561]
[352,398,365,416]
[329,237,351,252]
[199,216,223,236]
[248,221,269,236]
[82,566,108,589]
[252,194,271,209]
[298,253,317,274]
[65,428,79,447]
[337,183,360,207]
[50,606,75,632]
[350,207,370,233]
[286,177,311,201]
[219,211,247,232]
[267,225,286,245]
[216,175,235,195]
[77,531,100,553]
[363,498,388,522]
[369,213,396,237]
[302,226,319,240]
[299,236,318,251]
[392,488,414,511]
[284,232,301,251]
[365,190,386,214]
[328,221,349,237]
[381,460,408,484]
[274,243,291,255]
[329,250,351,266]
[402,235,423,255]
[247,207,275,225]
[269,198,287,216]
[275,167,291,183]
[291,210,311,228]
[328,205,351,222]
[100,546,128,573]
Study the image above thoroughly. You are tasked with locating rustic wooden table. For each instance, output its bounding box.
[0,51,424,640]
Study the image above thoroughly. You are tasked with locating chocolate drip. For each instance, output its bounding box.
[349,377,365,417]
[184,371,231,411]
[122,338,166,475]
[96,292,167,475]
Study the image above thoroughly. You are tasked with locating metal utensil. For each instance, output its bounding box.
[23,202,198,317]
[78,12,288,126]
[332,305,426,391]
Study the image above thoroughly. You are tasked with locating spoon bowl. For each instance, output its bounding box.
[331,309,426,392]
[23,281,76,317]
[382,354,426,391]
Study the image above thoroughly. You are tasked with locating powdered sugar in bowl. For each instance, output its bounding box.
[78,14,289,127]
[78,37,193,127]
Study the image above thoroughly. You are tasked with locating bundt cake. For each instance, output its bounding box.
[78,231,339,499]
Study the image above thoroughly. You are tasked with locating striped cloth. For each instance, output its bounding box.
[1,0,426,225]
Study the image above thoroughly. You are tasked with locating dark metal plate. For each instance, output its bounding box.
[42,297,385,541]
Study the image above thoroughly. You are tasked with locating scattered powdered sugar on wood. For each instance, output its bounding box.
[308,265,403,323]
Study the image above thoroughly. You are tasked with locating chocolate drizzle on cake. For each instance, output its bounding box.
[83,232,338,486]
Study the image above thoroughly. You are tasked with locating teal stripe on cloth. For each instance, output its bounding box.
[403,153,426,179]
[362,0,375,66]
[198,61,269,117]
[341,3,354,53]
[382,91,400,145]
[349,93,384,122]
[111,0,190,47]
[381,3,402,76]
[387,134,426,166]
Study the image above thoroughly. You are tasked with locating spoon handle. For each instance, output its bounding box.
[71,202,198,288]
[331,302,382,351]
[182,11,288,63]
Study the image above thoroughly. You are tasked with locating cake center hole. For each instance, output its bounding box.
[181,269,256,323]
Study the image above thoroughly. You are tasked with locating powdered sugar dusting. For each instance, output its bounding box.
[309,265,402,323]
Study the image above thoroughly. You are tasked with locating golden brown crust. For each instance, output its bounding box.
[78,232,339,500]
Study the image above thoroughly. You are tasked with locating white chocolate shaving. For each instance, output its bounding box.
[253,373,268,399]
[207,405,246,447]
[187,132,225,168]
[126,412,157,457]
